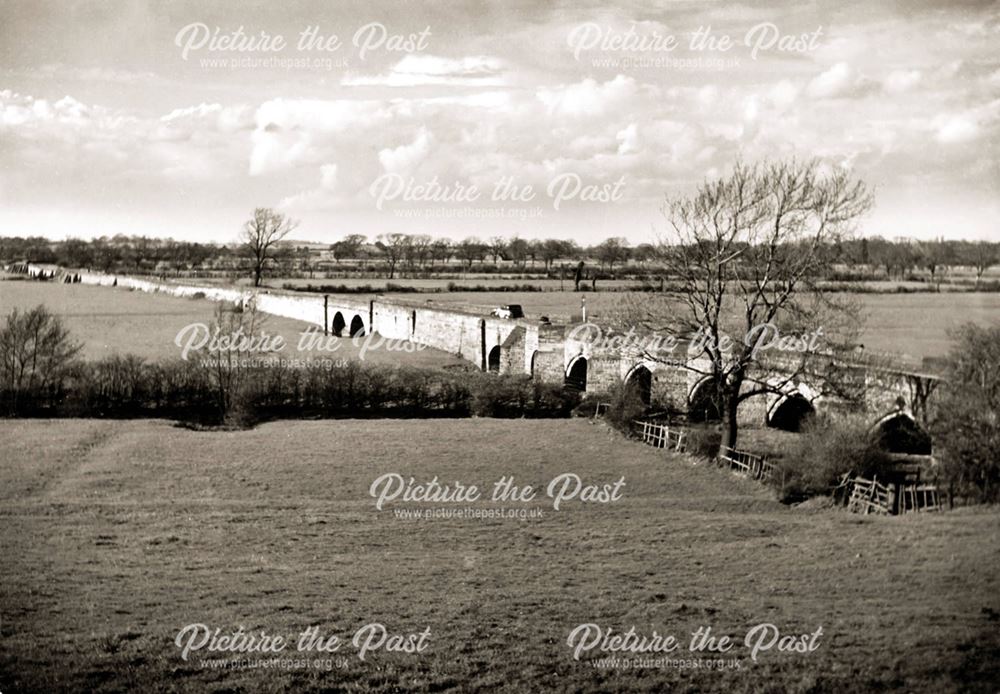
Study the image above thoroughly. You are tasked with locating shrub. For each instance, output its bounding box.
[468,374,532,417]
[686,426,722,460]
[531,381,580,417]
[773,415,893,503]
[594,381,647,435]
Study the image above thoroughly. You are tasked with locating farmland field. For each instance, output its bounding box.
[3,279,998,365]
[385,290,1000,361]
[1,418,998,692]
[0,281,466,369]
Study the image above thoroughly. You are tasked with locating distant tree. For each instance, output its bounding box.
[540,239,564,273]
[487,236,508,265]
[409,235,433,269]
[508,237,530,269]
[596,237,630,273]
[457,237,484,271]
[526,239,542,267]
[963,241,998,288]
[376,233,410,279]
[332,234,367,261]
[632,243,656,265]
[430,239,453,268]
[916,239,954,288]
[59,238,94,268]
[241,208,297,287]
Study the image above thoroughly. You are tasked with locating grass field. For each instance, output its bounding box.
[0,281,466,369]
[4,279,998,365]
[387,290,1000,361]
[1,418,998,692]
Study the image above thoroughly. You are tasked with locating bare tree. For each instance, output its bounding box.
[616,159,874,447]
[0,305,82,414]
[964,240,998,288]
[487,236,508,265]
[596,237,630,273]
[430,239,453,268]
[241,208,297,287]
[377,233,410,279]
[508,236,530,269]
[457,237,484,272]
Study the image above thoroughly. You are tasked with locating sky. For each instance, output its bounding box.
[0,0,998,245]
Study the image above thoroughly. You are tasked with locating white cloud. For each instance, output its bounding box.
[807,62,854,98]
[935,115,979,144]
[884,69,922,94]
[378,128,433,174]
[537,75,643,118]
[616,123,639,155]
[343,55,506,87]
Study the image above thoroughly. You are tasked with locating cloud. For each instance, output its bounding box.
[280,164,341,210]
[935,115,979,143]
[805,63,878,100]
[378,128,433,174]
[616,123,639,154]
[884,69,922,94]
[537,75,644,118]
[248,98,389,176]
[343,55,507,87]
[807,62,853,98]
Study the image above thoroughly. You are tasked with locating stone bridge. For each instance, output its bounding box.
[66,269,940,446]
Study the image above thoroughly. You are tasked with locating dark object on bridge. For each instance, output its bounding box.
[490,304,523,319]
[539,316,551,324]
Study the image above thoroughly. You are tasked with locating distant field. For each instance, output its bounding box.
[0,281,466,368]
[0,418,997,692]
[387,291,1000,361]
[4,279,996,364]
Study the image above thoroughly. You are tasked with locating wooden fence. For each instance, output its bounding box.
[718,445,777,482]
[897,483,942,514]
[847,476,893,515]
[633,420,687,452]
[845,475,942,515]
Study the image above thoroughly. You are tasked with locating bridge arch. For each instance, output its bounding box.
[688,376,721,422]
[624,364,652,406]
[872,411,932,455]
[529,350,538,378]
[565,355,588,392]
[767,393,815,432]
[350,314,366,337]
[487,345,501,373]
[331,311,346,337]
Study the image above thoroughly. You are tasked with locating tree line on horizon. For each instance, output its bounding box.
[2,228,998,285]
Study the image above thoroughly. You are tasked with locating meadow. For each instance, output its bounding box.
[1,418,998,692]
[385,290,1000,361]
[4,278,998,368]
[0,281,466,369]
